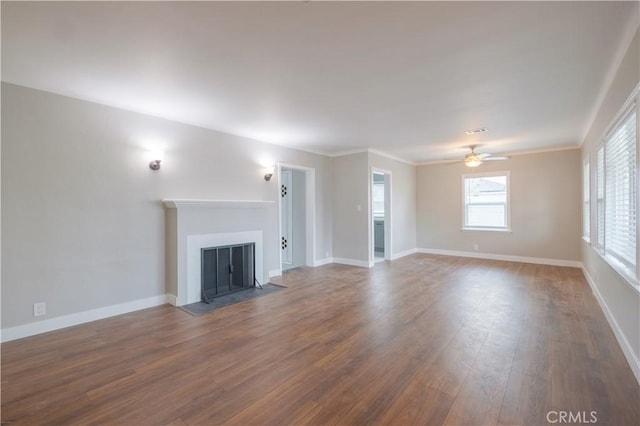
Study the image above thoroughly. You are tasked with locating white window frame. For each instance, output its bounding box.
[593,85,639,290]
[583,158,590,242]
[461,171,511,232]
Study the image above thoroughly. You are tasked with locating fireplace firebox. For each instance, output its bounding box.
[201,243,255,303]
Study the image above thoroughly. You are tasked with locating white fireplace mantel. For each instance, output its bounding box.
[163,199,275,209]
[164,198,276,306]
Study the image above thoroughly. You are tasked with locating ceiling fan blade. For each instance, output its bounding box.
[484,156,510,161]
[478,153,491,159]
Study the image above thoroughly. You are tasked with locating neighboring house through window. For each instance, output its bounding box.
[462,172,510,231]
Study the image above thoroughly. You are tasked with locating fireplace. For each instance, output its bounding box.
[201,243,255,302]
[163,199,274,306]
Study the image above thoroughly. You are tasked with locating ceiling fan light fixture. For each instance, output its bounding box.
[464,152,483,168]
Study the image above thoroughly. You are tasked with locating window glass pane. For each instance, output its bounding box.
[464,174,507,228]
[467,204,505,227]
[372,183,384,214]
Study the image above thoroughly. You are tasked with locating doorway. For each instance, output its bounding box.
[278,164,316,275]
[370,168,392,264]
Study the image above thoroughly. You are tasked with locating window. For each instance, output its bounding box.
[596,145,605,251]
[463,172,509,230]
[372,183,385,215]
[605,106,637,275]
[583,159,590,241]
[595,94,638,285]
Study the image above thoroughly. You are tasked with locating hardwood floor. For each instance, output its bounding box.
[2,254,639,425]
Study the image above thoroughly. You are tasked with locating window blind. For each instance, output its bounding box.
[604,107,637,271]
[583,160,590,240]
[596,146,605,251]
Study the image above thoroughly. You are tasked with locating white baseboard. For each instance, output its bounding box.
[165,294,177,306]
[268,269,281,278]
[313,258,333,267]
[1,295,170,343]
[581,267,640,385]
[332,257,373,268]
[390,248,418,260]
[415,248,582,268]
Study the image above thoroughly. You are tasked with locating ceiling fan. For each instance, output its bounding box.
[464,145,509,168]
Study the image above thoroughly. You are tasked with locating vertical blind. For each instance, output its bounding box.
[583,160,590,240]
[604,107,637,271]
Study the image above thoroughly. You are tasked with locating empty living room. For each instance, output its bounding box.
[2,1,640,425]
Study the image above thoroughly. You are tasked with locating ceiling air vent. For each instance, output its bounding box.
[464,128,488,135]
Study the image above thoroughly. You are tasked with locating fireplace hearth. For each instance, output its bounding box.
[201,243,255,303]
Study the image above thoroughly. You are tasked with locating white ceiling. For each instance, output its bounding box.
[2,1,638,163]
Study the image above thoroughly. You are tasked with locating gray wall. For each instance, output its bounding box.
[331,152,370,262]
[1,83,333,328]
[330,151,418,263]
[581,30,639,362]
[416,149,582,261]
[291,169,307,268]
[368,152,417,256]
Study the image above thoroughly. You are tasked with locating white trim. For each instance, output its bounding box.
[313,258,333,267]
[415,145,579,167]
[1,295,169,343]
[390,248,418,260]
[461,227,512,232]
[330,148,415,165]
[268,269,281,279]
[367,148,415,165]
[416,248,582,268]
[581,267,640,385]
[332,257,374,268]
[330,148,369,158]
[163,199,275,209]
[165,294,177,306]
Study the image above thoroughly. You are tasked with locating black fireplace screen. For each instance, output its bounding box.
[201,243,255,303]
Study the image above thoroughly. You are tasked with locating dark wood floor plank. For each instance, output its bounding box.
[2,254,638,425]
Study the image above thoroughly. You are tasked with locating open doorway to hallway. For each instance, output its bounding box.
[278,163,316,275]
[371,168,391,263]
[280,167,306,271]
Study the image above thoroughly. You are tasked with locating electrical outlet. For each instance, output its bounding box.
[356,204,362,212]
[473,244,479,251]
[33,302,46,317]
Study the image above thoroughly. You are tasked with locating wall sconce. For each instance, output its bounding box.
[264,165,275,181]
[149,151,164,171]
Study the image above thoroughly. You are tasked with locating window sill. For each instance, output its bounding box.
[594,249,639,292]
[461,227,512,233]
[582,236,591,244]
